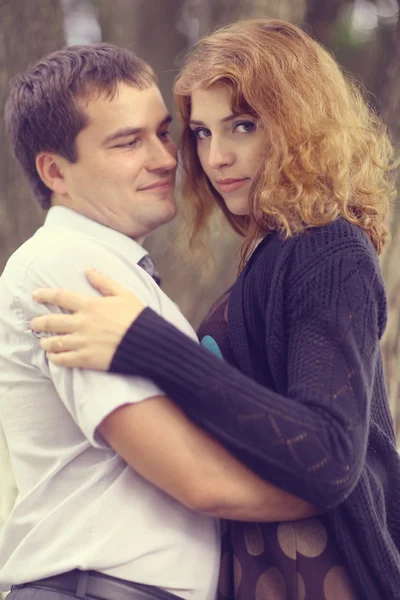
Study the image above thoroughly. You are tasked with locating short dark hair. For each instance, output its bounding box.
[4,44,156,208]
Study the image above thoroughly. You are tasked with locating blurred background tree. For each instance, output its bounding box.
[0,0,65,277]
[0,0,65,570]
[0,0,399,428]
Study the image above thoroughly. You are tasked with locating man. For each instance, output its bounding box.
[0,44,314,600]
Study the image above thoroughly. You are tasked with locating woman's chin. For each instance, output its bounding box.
[223,197,250,217]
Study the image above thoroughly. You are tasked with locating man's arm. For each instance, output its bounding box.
[99,395,317,522]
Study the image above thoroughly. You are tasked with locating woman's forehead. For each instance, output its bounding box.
[190,85,233,119]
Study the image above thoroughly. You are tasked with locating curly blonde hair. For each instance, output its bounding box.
[174,19,398,264]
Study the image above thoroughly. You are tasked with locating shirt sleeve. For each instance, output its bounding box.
[20,236,164,448]
[109,242,385,509]
[0,422,18,530]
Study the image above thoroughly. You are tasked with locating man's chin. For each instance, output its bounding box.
[159,195,178,222]
[143,198,177,232]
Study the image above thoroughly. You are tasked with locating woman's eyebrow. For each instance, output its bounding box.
[189,113,237,127]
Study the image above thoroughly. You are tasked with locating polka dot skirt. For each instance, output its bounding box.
[217,517,358,599]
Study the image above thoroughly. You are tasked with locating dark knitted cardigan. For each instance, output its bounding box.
[111,218,400,600]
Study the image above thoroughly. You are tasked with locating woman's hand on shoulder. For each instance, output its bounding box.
[30,268,145,370]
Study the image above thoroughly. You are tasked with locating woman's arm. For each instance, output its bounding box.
[106,245,384,510]
[31,244,384,510]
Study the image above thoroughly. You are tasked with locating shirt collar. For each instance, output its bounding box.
[44,206,148,265]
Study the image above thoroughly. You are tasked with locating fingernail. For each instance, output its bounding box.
[32,291,38,300]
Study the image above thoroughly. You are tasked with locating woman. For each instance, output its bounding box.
[32,20,400,599]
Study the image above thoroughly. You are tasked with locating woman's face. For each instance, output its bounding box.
[189,85,265,216]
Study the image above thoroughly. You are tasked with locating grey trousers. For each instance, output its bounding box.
[6,589,75,599]
[5,582,185,600]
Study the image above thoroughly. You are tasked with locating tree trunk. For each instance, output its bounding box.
[305,0,353,43]
[378,10,400,436]
[0,0,65,274]
[0,1,65,584]
[198,0,306,33]
[93,0,187,123]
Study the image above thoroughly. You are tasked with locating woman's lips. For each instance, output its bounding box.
[217,178,249,193]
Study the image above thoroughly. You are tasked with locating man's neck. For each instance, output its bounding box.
[50,196,146,246]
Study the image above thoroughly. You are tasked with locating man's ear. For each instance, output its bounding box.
[35,152,68,196]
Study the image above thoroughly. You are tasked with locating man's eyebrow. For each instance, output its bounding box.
[102,127,142,146]
[102,114,173,146]
[160,114,173,127]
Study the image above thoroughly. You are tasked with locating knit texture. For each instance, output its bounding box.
[111,218,400,599]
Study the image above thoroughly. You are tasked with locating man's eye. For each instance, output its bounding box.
[159,130,172,140]
[115,139,138,148]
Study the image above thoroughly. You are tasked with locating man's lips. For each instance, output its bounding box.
[216,178,249,193]
[139,178,174,192]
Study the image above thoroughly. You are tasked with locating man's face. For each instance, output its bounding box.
[58,83,177,239]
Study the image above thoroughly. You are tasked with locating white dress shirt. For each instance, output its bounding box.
[0,424,16,539]
[0,206,219,599]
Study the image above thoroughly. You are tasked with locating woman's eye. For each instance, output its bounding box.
[194,128,211,140]
[234,121,256,134]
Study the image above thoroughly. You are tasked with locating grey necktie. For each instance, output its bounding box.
[138,255,161,286]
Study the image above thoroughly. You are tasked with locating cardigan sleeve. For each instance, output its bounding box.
[110,243,385,510]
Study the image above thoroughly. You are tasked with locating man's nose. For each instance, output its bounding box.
[147,138,177,171]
